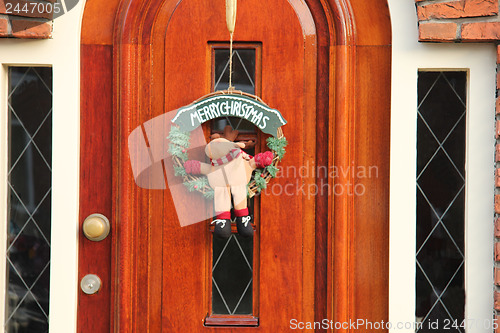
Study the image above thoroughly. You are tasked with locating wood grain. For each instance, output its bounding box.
[77,44,113,332]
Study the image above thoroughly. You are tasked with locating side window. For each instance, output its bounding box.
[6,67,53,331]
[416,71,466,331]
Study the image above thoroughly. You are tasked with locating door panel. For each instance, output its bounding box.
[153,0,317,331]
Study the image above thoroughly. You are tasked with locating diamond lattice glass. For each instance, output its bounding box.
[416,71,466,333]
[6,67,52,333]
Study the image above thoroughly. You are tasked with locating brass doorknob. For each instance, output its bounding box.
[83,214,110,241]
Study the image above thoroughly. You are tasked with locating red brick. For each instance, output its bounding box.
[10,19,51,38]
[462,22,500,41]
[0,17,8,37]
[496,144,500,162]
[497,45,500,64]
[496,169,500,188]
[498,69,500,90]
[497,96,500,115]
[496,316,500,333]
[495,267,500,285]
[496,242,500,260]
[495,195,500,214]
[419,22,457,42]
[497,120,500,139]
[418,0,497,21]
[495,291,500,310]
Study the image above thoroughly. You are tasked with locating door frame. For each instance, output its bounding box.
[78,0,391,331]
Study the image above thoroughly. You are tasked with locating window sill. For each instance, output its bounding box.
[204,315,259,327]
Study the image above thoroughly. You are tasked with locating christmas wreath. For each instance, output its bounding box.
[168,121,287,199]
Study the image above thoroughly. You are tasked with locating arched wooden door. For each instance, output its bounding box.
[78,0,391,332]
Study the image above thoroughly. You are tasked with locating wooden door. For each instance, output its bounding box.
[78,0,392,332]
[130,0,317,331]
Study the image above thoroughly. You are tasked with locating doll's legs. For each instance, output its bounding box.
[231,185,247,212]
[213,187,232,239]
[214,186,232,218]
[231,185,253,238]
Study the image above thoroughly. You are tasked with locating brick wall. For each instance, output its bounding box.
[416,0,500,42]
[415,0,500,329]
[0,0,53,38]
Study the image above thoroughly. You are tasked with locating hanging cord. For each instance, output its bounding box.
[229,32,234,90]
[226,0,237,91]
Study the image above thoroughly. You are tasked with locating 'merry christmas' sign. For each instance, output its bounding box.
[171,94,286,136]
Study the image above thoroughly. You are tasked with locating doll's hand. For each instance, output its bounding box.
[184,160,201,174]
[254,151,274,168]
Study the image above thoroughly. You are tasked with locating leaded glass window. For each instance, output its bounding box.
[212,235,253,315]
[6,67,52,332]
[212,48,257,133]
[209,46,258,319]
[416,71,466,332]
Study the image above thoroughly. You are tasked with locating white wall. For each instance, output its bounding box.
[388,1,496,332]
[0,2,85,332]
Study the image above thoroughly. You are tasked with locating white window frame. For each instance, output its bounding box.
[389,1,496,332]
[0,2,85,332]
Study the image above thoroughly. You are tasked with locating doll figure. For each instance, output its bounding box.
[184,127,273,238]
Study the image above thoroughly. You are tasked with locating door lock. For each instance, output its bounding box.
[82,213,110,241]
[81,274,102,295]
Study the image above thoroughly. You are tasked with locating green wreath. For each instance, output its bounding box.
[168,125,287,199]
